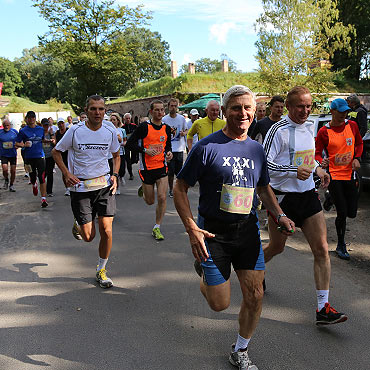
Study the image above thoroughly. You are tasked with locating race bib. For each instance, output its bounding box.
[334,152,352,166]
[220,184,254,214]
[293,149,315,170]
[84,175,108,190]
[42,142,51,149]
[148,144,163,155]
[3,142,13,149]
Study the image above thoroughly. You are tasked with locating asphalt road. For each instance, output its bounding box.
[0,166,369,370]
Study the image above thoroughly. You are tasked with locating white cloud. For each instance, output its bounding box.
[209,22,239,44]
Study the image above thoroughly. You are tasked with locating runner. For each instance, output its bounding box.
[315,99,363,260]
[52,95,120,288]
[16,111,48,208]
[174,85,295,370]
[0,119,18,192]
[126,100,173,241]
[162,98,187,198]
[263,86,348,325]
[55,117,70,195]
[41,118,56,197]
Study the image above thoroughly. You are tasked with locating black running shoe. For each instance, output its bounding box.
[316,303,347,325]
[323,191,333,212]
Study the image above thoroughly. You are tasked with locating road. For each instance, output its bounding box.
[0,164,369,370]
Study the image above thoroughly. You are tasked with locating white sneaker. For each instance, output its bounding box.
[64,189,70,196]
[120,177,126,186]
[116,188,120,195]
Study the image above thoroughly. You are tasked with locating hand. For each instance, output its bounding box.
[321,158,329,169]
[180,130,186,137]
[352,159,361,171]
[110,175,118,194]
[188,227,215,262]
[25,141,32,147]
[145,148,158,156]
[166,151,173,161]
[316,166,330,188]
[297,166,312,181]
[277,216,295,236]
[64,171,80,187]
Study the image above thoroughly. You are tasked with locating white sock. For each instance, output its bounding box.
[153,224,160,229]
[316,290,329,311]
[41,196,46,201]
[234,334,250,352]
[97,257,108,271]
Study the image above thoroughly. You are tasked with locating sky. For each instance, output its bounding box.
[0,0,263,72]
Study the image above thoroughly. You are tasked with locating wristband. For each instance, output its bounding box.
[113,173,119,179]
[277,213,287,224]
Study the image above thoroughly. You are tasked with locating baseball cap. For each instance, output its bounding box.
[57,117,65,123]
[41,118,49,125]
[330,98,351,112]
[190,109,199,115]
[25,111,36,118]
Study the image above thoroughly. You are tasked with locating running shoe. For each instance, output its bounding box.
[41,199,48,208]
[3,179,9,190]
[229,344,259,370]
[194,260,203,277]
[64,189,70,196]
[32,183,38,196]
[96,267,113,288]
[120,177,126,186]
[72,219,83,240]
[9,185,16,192]
[138,185,143,198]
[116,188,120,195]
[152,227,164,241]
[323,191,333,212]
[129,175,134,180]
[47,193,54,197]
[336,243,350,260]
[169,190,173,198]
[316,303,348,325]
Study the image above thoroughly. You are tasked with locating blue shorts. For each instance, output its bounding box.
[197,213,265,286]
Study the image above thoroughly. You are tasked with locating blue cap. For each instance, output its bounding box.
[330,98,351,112]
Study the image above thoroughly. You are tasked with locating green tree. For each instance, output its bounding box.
[255,0,353,94]
[332,0,370,81]
[32,0,170,110]
[0,57,23,96]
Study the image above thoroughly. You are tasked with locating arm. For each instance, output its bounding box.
[350,120,363,171]
[357,109,368,137]
[52,148,80,186]
[186,121,198,151]
[173,179,215,261]
[165,125,173,161]
[126,122,147,152]
[315,127,329,168]
[257,184,295,235]
[110,150,121,194]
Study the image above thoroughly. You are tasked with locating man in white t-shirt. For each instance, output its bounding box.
[162,98,187,197]
[186,109,200,150]
[52,95,120,289]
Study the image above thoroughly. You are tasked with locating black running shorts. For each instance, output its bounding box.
[1,156,16,165]
[139,166,168,185]
[70,186,116,225]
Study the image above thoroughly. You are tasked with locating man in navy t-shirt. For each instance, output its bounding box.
[174,85,295,370]
[0,119,18,191]
[16,111,48,208]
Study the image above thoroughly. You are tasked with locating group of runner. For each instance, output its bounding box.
[0,86,364,370]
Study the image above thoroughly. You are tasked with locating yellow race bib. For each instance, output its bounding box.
[3,142,13,149]
[220,184,254,214]
[84,175,108,190]
[293,149,315,171]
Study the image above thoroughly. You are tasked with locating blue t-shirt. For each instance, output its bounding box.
[16,126,45,158]
[0,128,18,157]
[177,130,270,223]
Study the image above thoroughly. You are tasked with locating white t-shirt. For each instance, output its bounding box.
[55,121,120,192]
[162,113,187,152]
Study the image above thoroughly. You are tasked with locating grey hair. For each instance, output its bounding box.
[346,93,360,105]
[206,100,220,110]
[222,85,256,109]
[124,112,131,118]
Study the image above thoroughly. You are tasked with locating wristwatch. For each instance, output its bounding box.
[143,148,147,153]
[277,213,287,224]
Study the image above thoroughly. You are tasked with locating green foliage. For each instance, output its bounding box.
[31,0,170,111]
[255,0,352,94]
[0,58,23,95]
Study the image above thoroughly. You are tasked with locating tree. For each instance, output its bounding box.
[179,56,238,74]
[255,0,353,94]
[331,0,370,81]
[0,58,23,96]
[32,0,170,110]
[14,47,75,104]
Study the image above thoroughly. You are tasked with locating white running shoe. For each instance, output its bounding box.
[116,188,120,195]
[120,177,126,186]
[64,188,70,196]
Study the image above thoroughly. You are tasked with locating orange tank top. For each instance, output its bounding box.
[142,124,168,170]
[327,123,354,181]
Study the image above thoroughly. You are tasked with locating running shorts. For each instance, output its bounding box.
[168,152,184,177]
[139,166,168,185]
[197,213,265,286]
[1,156,16,165]
[25,157,46,184]
[272,188,322,228]
[70,186,116,225]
